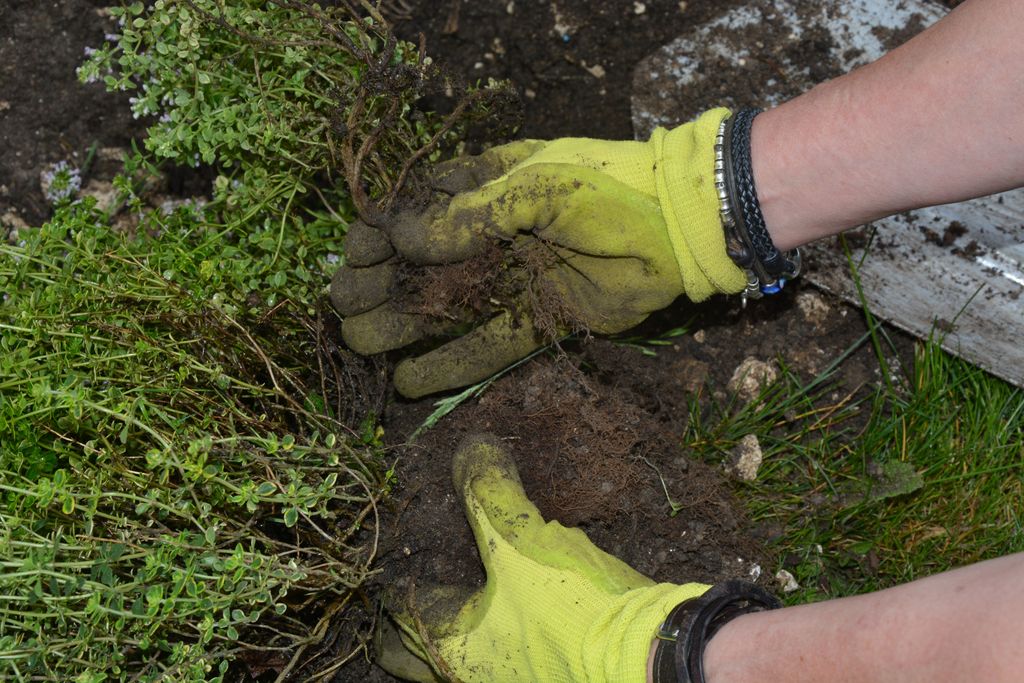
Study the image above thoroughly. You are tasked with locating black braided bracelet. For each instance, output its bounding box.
[714,108,801,303]
[650,580,782,683]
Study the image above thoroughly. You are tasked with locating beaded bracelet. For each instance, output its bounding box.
[650,580,782,683]
[714,108,802,304]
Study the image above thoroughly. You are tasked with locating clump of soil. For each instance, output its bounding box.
[373,346,768,614]
[871,12,929,51]
[918,220,987,262]
[397,242,508,320]
[920,220,969,248]
[393,237,591,343]
[955,239,984,259]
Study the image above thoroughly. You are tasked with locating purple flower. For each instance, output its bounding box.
[41,160,82,204]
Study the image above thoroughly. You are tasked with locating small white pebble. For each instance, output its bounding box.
[728,357,778,402]
[524,88,537,99]
[797,291,831,325]
[775,569,800,593]
[731,434,763,481]
[634,2,646,14]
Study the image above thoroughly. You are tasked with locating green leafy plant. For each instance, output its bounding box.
[0,201,391,681]
[79,0,517,228]
[2,1,521,680]
[40,160,82,205]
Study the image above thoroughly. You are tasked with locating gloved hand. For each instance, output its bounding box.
[331,109,745,398]
[377,435,710,683]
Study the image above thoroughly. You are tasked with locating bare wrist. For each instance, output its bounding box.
[749,81,886,251]
[748,104,835,252]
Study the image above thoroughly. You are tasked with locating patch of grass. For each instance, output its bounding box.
[610,323,691,357]
[685,332,1024,603]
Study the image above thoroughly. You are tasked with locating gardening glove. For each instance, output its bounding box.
[376,435,711,683]
[332,108,746,398]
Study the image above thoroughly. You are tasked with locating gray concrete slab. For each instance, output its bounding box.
[632,0,1024,387]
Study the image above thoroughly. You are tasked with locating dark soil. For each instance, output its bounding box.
[372,287,890,578]
[398,0,749,140]
[2,1,959,681]
[0,1,142,228]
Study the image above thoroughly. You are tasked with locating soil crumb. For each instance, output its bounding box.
[921,220,969,248]
[942,220,968,246]
[954,239,984,260]
[871,13,929,51]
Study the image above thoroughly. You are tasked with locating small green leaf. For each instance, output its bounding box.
[146,585,163,605]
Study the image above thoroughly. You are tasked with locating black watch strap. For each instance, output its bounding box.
[651,580,782,683]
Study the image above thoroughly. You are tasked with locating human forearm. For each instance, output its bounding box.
[700,552,1024,683]
[752,0,1024,251]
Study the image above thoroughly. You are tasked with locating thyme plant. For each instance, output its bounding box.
[2,1,517,680]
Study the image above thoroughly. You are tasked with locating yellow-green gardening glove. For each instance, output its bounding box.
[377,435,711,683]
[331,109,746,398]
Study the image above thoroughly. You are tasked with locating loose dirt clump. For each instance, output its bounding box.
[475,360,651,526]
[920,220,969,249]
[397,242,508,320]
[373,344,770,623]
[955,239,984,260]
[871,12,929,51]
[392,236,592,344]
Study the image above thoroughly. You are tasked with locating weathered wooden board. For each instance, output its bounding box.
[631,0,1024,387]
